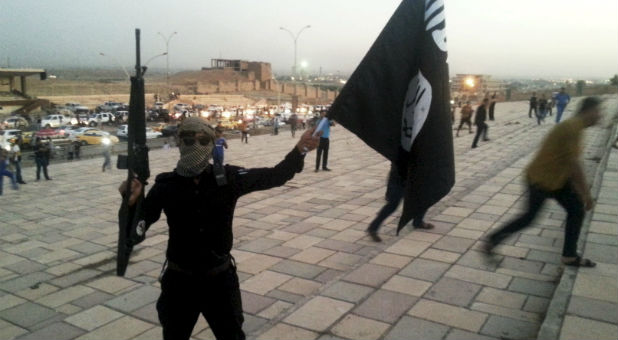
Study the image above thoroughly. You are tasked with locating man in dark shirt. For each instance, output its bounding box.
[529,92,538,118]
[471,98,490,148]
[119,117,320,340]
[488,92,497,121]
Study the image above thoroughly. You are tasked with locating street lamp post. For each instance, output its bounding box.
[279,25,311,80]
[157,31,178,94]
[99,52,130,80]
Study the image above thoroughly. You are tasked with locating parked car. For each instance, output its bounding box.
[97,101,123,112]
[35,128,63,140]
[145,127,162,139]
[173,103,190,112]
[151,122,167,132]
[0,129,22,150]
[86,112,115,126]
[77,130,119,145]
[116,125,128,139]
[67,127,108,138]
[161,124,179,137]
[41,114,77,128]
[2,116,29,129]
[154,102,164,110]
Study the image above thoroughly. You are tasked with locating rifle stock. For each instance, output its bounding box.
[117,28,150,276]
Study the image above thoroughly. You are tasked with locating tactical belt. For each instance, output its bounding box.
[166,256,232,277]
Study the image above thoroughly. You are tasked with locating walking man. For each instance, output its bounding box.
[289,113,298,138]
[315,110,332,172]
[554,87,571,123]
[118,117,321,340]
[488,92,497,121]
[456,101,473,137]
[10,139,26,184]
[239,120,248,144]
[102,141,112,172]
[471,98,490,148]
[34,138,51,181]
[366,163,434,242]
[529,92,538,118]
[536,94,548,125]
[484,97,603,268]
[0,148,19,195]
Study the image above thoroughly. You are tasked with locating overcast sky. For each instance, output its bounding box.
[1,0,617,79]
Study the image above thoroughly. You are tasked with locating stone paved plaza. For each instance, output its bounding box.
[1,97,617,340]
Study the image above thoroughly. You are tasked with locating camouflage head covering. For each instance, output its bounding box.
[175,117,215,177]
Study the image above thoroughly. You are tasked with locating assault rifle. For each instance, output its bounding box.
[116,28,150,276]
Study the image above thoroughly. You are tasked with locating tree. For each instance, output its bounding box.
[610,75,618,86]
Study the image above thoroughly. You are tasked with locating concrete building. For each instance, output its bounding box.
[451,74,506,99]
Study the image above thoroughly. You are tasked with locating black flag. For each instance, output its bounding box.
[328,0,454,233]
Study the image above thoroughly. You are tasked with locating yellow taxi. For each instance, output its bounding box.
[77,130,119,145]
[152,122,167,132]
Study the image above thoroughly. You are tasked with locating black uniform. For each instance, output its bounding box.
[471,105,489,148]
[144,148,305,340]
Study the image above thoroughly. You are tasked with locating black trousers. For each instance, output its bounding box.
[528,106,537,118]
[35,158,50,180]
[241,132,248,143]
[488,180,584,257]
[157,266,245,340]
[471,123,488,147]
[316,137,330,170]
[456,118,472,135]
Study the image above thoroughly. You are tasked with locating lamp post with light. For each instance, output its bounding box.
[279,25,311,79]
[157,31,178,93]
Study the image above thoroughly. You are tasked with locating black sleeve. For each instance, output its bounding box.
[143,182,165,232]
[232,147,305,196]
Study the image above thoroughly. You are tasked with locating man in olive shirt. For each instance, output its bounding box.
[484,97,602,267]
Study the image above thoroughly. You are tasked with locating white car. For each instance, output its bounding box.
[67,127,109,138]
[86,112,114,127]
[0,129,22,151]
[41,114,77,128]
[116,125,162,139]
[2,116,29,129]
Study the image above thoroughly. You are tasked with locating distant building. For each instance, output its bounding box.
[451,74,505,98]
[203,59,272,83]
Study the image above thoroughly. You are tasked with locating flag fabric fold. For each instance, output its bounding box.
[327,0,454,234]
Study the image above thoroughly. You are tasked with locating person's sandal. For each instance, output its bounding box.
[563,255,596,268]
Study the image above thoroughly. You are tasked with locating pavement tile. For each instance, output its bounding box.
[408,299,488,332]
[74,315,154,340]
[419,248,461,263]
[36,285,94,308]
[15,322,85,340]
[0,324,28,339]
[266,289,304,303]
[262,245,302,258]
[315,239,364,253]
[572,272,618,303]
[71,291,115,309]
[282,234,324,249]
[385,238,432,257]
[370,253,412,268]
[445,329,500,340]
[0,271,55,293]
[567,295,618,324]
[342,263,398,287]
[64,305,124,331]
[353,289,417,323]
[432,236,476,254]
[445,265,512,289]
[238,238,283,253]
[0,294,26,312]
[476,287,527,309]
[256,300,293,319]
[319,252,363,271]
[131,302,159,324]
[15,283,60,301]
[236,254,282,274]
[85,276,137,294]
[331,314,390,340]
[321,281,374,304]
[384,316,450,340]
[0,302,59,328]
[399,258,451,282]
[240,270,293,295]
[509,277,556,298]
[256,323,319,340]
[471,302,541,322]
[290,247,336,264]
[480,315,539,339]
[278,277,321,296]
[104,286,160,313]
[240,291,276,315]
[270,260,326,279]
[284,296,353,332]
[426,277,481,307]
[382,275,432,297]
[559,315,618,340]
